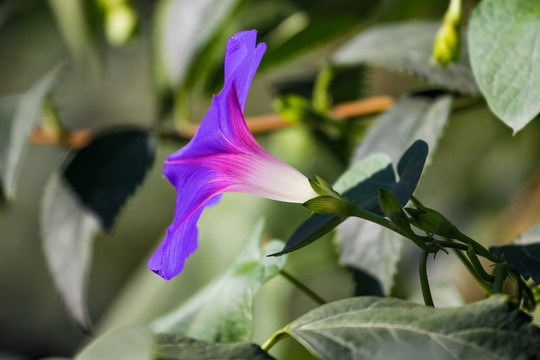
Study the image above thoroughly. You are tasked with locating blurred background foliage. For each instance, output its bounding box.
[1,0,540,359]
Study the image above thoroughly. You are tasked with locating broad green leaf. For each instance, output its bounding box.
[490,222,540,283]
[332,21,479,95]
[75,326,154,360]
[275,140,428,256]
[154,0,241,89]
[468,0,540,133]
[352,93,452,165]
[151,220,287,343]
[338,93,452,294]
[276,296,540,359]
[41,130,155,327]
[153,334,276,360]
[0,66,60,199]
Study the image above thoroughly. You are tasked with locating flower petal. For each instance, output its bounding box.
[224,30,266,110]
[149,30,315,280]
[149,165,232,280]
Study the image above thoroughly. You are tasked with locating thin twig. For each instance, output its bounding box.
[28,95,395,149]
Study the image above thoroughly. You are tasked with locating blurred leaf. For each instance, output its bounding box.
[348,266,383,296]
[151,220,287,342]
[75,325,153,360]
[0,66,61,199]
[153,334,276,360]
[41,172,101,328]
[468,0,540,133]
[338,222,402,295]
[154,0,241,89]
[259,16,357,71]
[48,0,101,77]
[275,140,428,256]
[336,94,451,293]
[352,92,452,164]
[490,222,540,283]
[276,296,540,359]
[332,20,479,95]
[64,130,155,229]
[41,130,155,326]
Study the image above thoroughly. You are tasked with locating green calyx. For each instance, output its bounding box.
[304,176,353,215]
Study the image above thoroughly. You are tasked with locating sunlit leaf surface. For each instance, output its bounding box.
[151,220,287,342]
[279,296,540,360]
[332,21,478,95]
[469,0,540,132]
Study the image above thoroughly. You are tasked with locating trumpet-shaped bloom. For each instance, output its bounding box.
[148,30,317,280]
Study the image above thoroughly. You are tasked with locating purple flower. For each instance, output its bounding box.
[148,30,317,280]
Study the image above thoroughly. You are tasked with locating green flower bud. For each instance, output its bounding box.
[406,206,463,239]
[431,0,462,67]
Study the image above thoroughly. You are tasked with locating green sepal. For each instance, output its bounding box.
[378,188,412,233]
[378,188,403,218]
[303,195,353,215]
[309,175,341,198]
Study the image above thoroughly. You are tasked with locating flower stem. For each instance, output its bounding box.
[493,263,508,294]
[280,270,327,305]
[452,248,493,295]
[466,245,495,282]
[419,251,434,307]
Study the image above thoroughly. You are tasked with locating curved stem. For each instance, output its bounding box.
[452,249,493,295]
[419,251,434,307]
[493,263,508,294]
[348,205,434,252]
[280,270,327,305]
[466,245,495,282]
[261,331,290,352]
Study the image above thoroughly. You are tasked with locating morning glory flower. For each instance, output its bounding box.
[148,30,318,280]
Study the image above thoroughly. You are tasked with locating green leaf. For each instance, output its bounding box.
[0,66,61,199]
[154,0,241,89]
[259,16,357,72]
[153,334,276,360]
[63,130,155,229]
[490,222,540,283]
[275,140,428,256]
[75,326,154,360]
[277,296,540,359]
[337,93,451,294]
[352,92,452,165]
[151,220,287,342]
[468,0,540,132]
[41,130,155,327]
[332,21,479,95]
